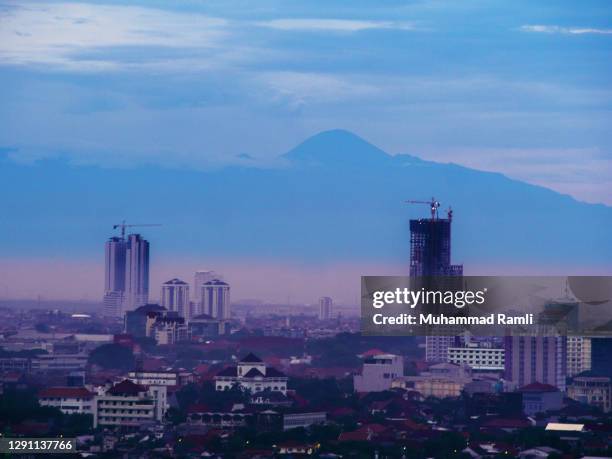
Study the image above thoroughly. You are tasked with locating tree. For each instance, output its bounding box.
[88,344,135,370]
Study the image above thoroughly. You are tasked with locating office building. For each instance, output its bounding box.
[353,353,404,392]
[103,237,126,317]
[567,336,591,377]
[200,279,230,319]
[504,335,567,391]
[448,343,505,371]
[160,278,190,319]
[194,270,219,304]
[319,296,333,320]
[124,234,150,310]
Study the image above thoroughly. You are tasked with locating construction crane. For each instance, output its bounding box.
[113,220,162,239]
[405,197,441,220]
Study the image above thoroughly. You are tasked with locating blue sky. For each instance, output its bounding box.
[1,1,612,302]
[1,0,611,204]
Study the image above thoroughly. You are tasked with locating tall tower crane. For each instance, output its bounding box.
[113,220,162,239]
[405,197,441,220]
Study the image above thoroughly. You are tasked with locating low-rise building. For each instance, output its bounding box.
[567,372,611,413]
[127,370,194,387]
[448,344,505,371]
[92,380,167,428]
[283,412,327,431]
[519,382,563,416]
[353,354,403,393]
[31,353,88,372]
[215,353,288,394]
[394,362,473,398]
[38,387,94,415]
[188,314,230,338]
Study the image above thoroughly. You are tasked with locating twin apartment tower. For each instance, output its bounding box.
[103,234,229,319]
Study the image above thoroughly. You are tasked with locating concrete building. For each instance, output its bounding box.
[215,353,288,394]
[409,207,463,363]
[31,353,89,373]
[519,382,563,416]
[567,372,611,413]
[395,362,474,398]
[504,335,567,391]
[160,278,190,320]
[124,304,166,338]
[188,314,230,339]
[124,234,150,310]
[127,370,195,387]
[283,412,327,431]
[353,353,403,392]
[319,296,333,320]
[448,343,505,371]
[103,236,126,317]
[92,380,167,428]
[567,336,591,377]
[150,315,187,345]
[193,270,219,304]
[38,387,94,415]
[200,279,230,319]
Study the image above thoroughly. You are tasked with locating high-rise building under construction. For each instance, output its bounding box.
[408,200,463,362]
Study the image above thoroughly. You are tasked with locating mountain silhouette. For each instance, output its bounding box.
[0,130,610,270]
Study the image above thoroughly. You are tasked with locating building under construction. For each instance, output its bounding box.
[407,198,463,362]
[407,198,463,277]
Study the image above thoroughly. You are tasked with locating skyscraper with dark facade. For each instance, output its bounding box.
[409,218,463,277]
[409,213,463,362]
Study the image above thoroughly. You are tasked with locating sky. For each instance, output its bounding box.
[1,0,611,203]
[0,0,611,302]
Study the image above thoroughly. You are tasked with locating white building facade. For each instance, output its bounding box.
[215,353,288,394]
[353,354,404,392]
[160,278,190,319]
[200,279,230,319]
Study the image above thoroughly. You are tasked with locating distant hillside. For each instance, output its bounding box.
[1,129,610,269]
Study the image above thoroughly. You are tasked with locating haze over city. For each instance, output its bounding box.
[1,0,611,302]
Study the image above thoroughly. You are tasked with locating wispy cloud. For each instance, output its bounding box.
[520,25,612,35]
[257,18,417,32]
[257,71,380,109]
[0,2,228,70]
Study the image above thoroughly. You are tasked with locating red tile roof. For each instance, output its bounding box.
[108,379,146,395]
[39,387,93,398]
[518,382,559,393]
